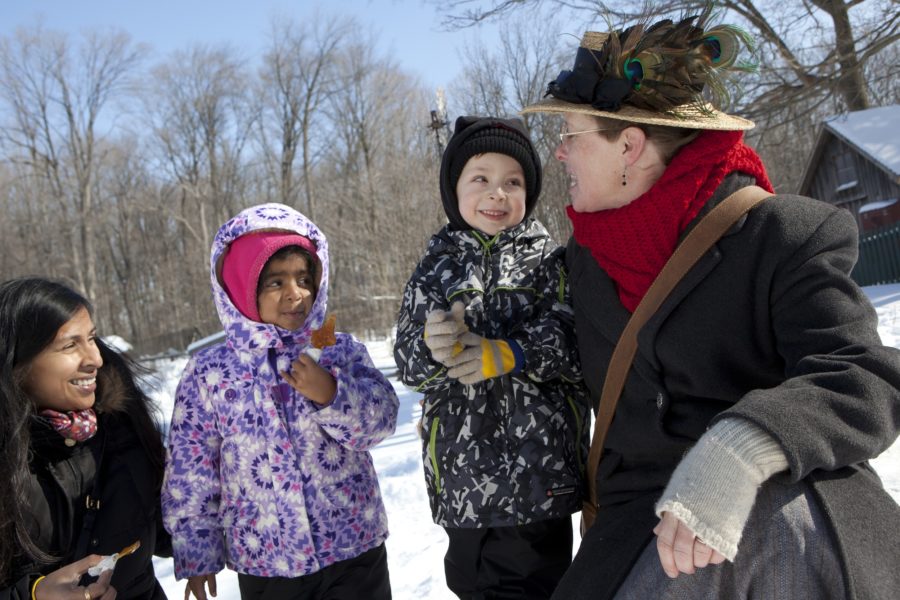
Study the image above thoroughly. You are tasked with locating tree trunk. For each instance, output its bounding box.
[817,0,870,110]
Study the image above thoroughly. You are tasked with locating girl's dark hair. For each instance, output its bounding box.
[0,278,165,583]
[258,245,320,299]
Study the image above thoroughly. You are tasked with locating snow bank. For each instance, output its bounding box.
[146,287,900,599]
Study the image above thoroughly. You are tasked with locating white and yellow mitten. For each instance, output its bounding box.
[445,332,523,385]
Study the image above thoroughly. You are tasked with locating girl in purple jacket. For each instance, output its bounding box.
[162,203,398,600]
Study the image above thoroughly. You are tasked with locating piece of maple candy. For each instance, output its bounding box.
[87,539,142,576]
[311,314,337,349]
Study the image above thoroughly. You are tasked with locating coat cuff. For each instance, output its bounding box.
[171,527,226,580]
[505,339,526,373]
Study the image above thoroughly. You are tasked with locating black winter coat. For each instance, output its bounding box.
[394,219,591,528]
[2,375,170,599]
[556,174,900,600]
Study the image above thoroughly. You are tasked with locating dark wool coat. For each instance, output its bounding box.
[394,218,592,528]
[554,174,900,600]
[3,373,170,600]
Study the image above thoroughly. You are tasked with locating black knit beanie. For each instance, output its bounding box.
[440,116,543,231]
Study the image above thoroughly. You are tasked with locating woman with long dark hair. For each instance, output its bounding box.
[0,278,170,599]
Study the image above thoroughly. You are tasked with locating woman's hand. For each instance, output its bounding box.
[33,555,116,600]
[184,573,217,600]
[653,511,726,578]
[281,354,337,405]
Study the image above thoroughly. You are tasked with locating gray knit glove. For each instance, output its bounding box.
[423,301,467,365]
[655,418,789,560]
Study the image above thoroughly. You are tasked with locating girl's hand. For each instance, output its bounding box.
[653,511,726,578]
[184,573,217,600]
[33,555,116,600]
[281,354,337,405]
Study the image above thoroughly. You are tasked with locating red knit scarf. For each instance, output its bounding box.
[567,130,773,312]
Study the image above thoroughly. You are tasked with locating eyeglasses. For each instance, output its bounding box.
[558,124,611,146]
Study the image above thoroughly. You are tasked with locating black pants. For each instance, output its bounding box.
[237,543,391,600]
[444,517,573,600]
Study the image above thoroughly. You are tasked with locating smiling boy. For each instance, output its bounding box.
[394,116,591,599]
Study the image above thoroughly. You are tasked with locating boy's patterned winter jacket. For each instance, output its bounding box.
[162,203,399,579]
[394,218,591,528]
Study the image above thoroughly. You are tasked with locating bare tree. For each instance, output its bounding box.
[0,161,58,280]
[90,136,148,340]
[256,12,352,219]
[449,14,573,242]
[865,41,900,106]
[139,45,256,337]
[452,49,508,117]
[321,38,441,334]
[143,45,254,259]
[0,25,145,299]
[438,1,898,194]
[435,0,899,116]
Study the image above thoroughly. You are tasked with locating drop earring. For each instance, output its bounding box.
[621,166,627,186]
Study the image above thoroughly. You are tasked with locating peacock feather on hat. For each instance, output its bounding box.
[546,4,755,116]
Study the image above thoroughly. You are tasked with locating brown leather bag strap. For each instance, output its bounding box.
[585,185,773,513]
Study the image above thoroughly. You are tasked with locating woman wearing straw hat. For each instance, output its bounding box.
[522,7,900,600]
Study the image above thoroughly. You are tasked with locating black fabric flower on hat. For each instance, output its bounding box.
[544,8,755,115]
[547,46,635,111]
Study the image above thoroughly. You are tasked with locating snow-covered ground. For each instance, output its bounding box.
[867,283,900,501]
[145,338,458,600]
[147,284,900,600]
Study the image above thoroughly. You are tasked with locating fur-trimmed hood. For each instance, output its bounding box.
[94,357,129,414]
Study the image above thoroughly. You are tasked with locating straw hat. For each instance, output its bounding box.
[522,14,756,131]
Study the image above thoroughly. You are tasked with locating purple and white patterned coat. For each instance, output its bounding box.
[162,203,398,579]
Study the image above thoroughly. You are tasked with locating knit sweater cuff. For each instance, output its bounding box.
[506,339,526,373]
[654,418,789,560]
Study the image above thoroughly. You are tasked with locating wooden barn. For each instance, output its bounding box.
[799,105,900,229]
[799,105,900,285]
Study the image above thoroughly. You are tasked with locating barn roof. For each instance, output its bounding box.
[799,105,900,193]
